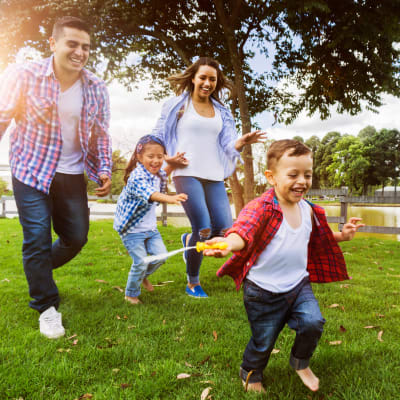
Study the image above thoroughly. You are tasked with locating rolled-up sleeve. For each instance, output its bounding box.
[93,82,112,178]
[0,64,22,139]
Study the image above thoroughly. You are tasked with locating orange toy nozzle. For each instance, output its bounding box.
[196,242,228,252]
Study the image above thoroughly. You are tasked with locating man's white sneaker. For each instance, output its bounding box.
[39,306,65,339]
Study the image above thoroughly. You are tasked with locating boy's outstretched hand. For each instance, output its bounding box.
[336,217,365,242]
[203,237,232,258]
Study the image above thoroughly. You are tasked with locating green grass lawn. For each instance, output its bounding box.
[1,218,399,400]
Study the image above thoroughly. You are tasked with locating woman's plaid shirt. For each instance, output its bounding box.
[217,188,349,290]
[0,56,112,194]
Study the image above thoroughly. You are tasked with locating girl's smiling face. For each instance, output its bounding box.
[265,151,313,206]
[191,65,217,101]
[137,143,165,175]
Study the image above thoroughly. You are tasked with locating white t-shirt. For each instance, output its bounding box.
[173,100,224,181]
[56,79,84,174]
[246,199,313,293]
[128,175,161,233]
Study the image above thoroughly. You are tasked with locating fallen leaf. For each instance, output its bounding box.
[120,383,131,389]
[79,394,93,399]
[127,325,136,329]
[376,313,385,318]
[199,355,210,365]
[328,304,339,308]
[163,320,166,325]
[199,343,203,349]
[1,278,10,283]
[116,315,121,320]
[112,286,124,292]
[112,368,120,374]
[341,306,345,312]
[95,279,108,284]
[387,274,400,278]
[57,348,71,353]
[185,362,193,367]
[67,334,78,340]
[329,341,342,345]
[340,284,350,288]
[271,349,280,354]
[339,325,347,332]
[177,373,191,379]
[363,326,376,329]
[377,331,384,342]
[201,387,212,400]
[212,331,218,342]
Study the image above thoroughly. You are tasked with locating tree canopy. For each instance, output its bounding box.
[2,0,400,203]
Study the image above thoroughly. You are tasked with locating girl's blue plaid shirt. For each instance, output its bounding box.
[113,163,167,237]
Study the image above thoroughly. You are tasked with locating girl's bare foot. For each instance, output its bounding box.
[124,296,142,305]
[142,278,154,292]
[242,380,266,393]
[296,367,319,391]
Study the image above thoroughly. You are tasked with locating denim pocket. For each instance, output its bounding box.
[243,280,263,302]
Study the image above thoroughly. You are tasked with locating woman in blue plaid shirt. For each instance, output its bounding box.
[114,135,187,305]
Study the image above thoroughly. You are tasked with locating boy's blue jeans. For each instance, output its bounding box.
[12,174,89,313]
[240,277,325,383]
[173,176,232,284]
[121,230,167,297]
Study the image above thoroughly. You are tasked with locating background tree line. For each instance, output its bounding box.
[252,125,400,196]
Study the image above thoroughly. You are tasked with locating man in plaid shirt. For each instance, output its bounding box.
[0,16,112,339]
[204,140,364,393]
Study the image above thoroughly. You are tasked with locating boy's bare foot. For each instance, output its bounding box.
[142,278,154,292]
[242,379,266,393]
[296,367,319,391]
[124,296,142,305]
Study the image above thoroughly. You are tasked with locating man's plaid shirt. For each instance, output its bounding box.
[114,163,167,237]
[0,56,112,194]
[217,188,349,290]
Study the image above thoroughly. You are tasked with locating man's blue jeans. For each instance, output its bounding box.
[173,176,233,284]
[121,229,167,298]
[12,174,89,313]
[240,277,326,383]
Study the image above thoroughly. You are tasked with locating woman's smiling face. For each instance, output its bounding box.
[191,65,217,100]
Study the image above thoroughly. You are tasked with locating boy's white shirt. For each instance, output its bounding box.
[246,199,312,293]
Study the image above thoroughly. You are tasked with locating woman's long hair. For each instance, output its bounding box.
[124,135,166,184]
[167,57,234,103]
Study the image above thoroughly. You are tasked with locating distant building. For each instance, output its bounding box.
[375,186,399,196]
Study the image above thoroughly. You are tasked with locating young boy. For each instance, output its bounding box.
[204,139,364,393]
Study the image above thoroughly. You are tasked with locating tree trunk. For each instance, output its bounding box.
[228,171,244,218]
[214,0,256,206]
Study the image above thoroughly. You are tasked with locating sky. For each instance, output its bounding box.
[1,66,400,166]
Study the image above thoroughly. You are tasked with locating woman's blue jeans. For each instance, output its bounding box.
[12,174,89,313]
[173,176,233,284]
[121,230,167,297]
[240,277,326,383]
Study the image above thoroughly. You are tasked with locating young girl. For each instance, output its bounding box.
[114,135,188,304]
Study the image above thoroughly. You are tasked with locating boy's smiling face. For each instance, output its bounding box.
[265,151,313,206]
